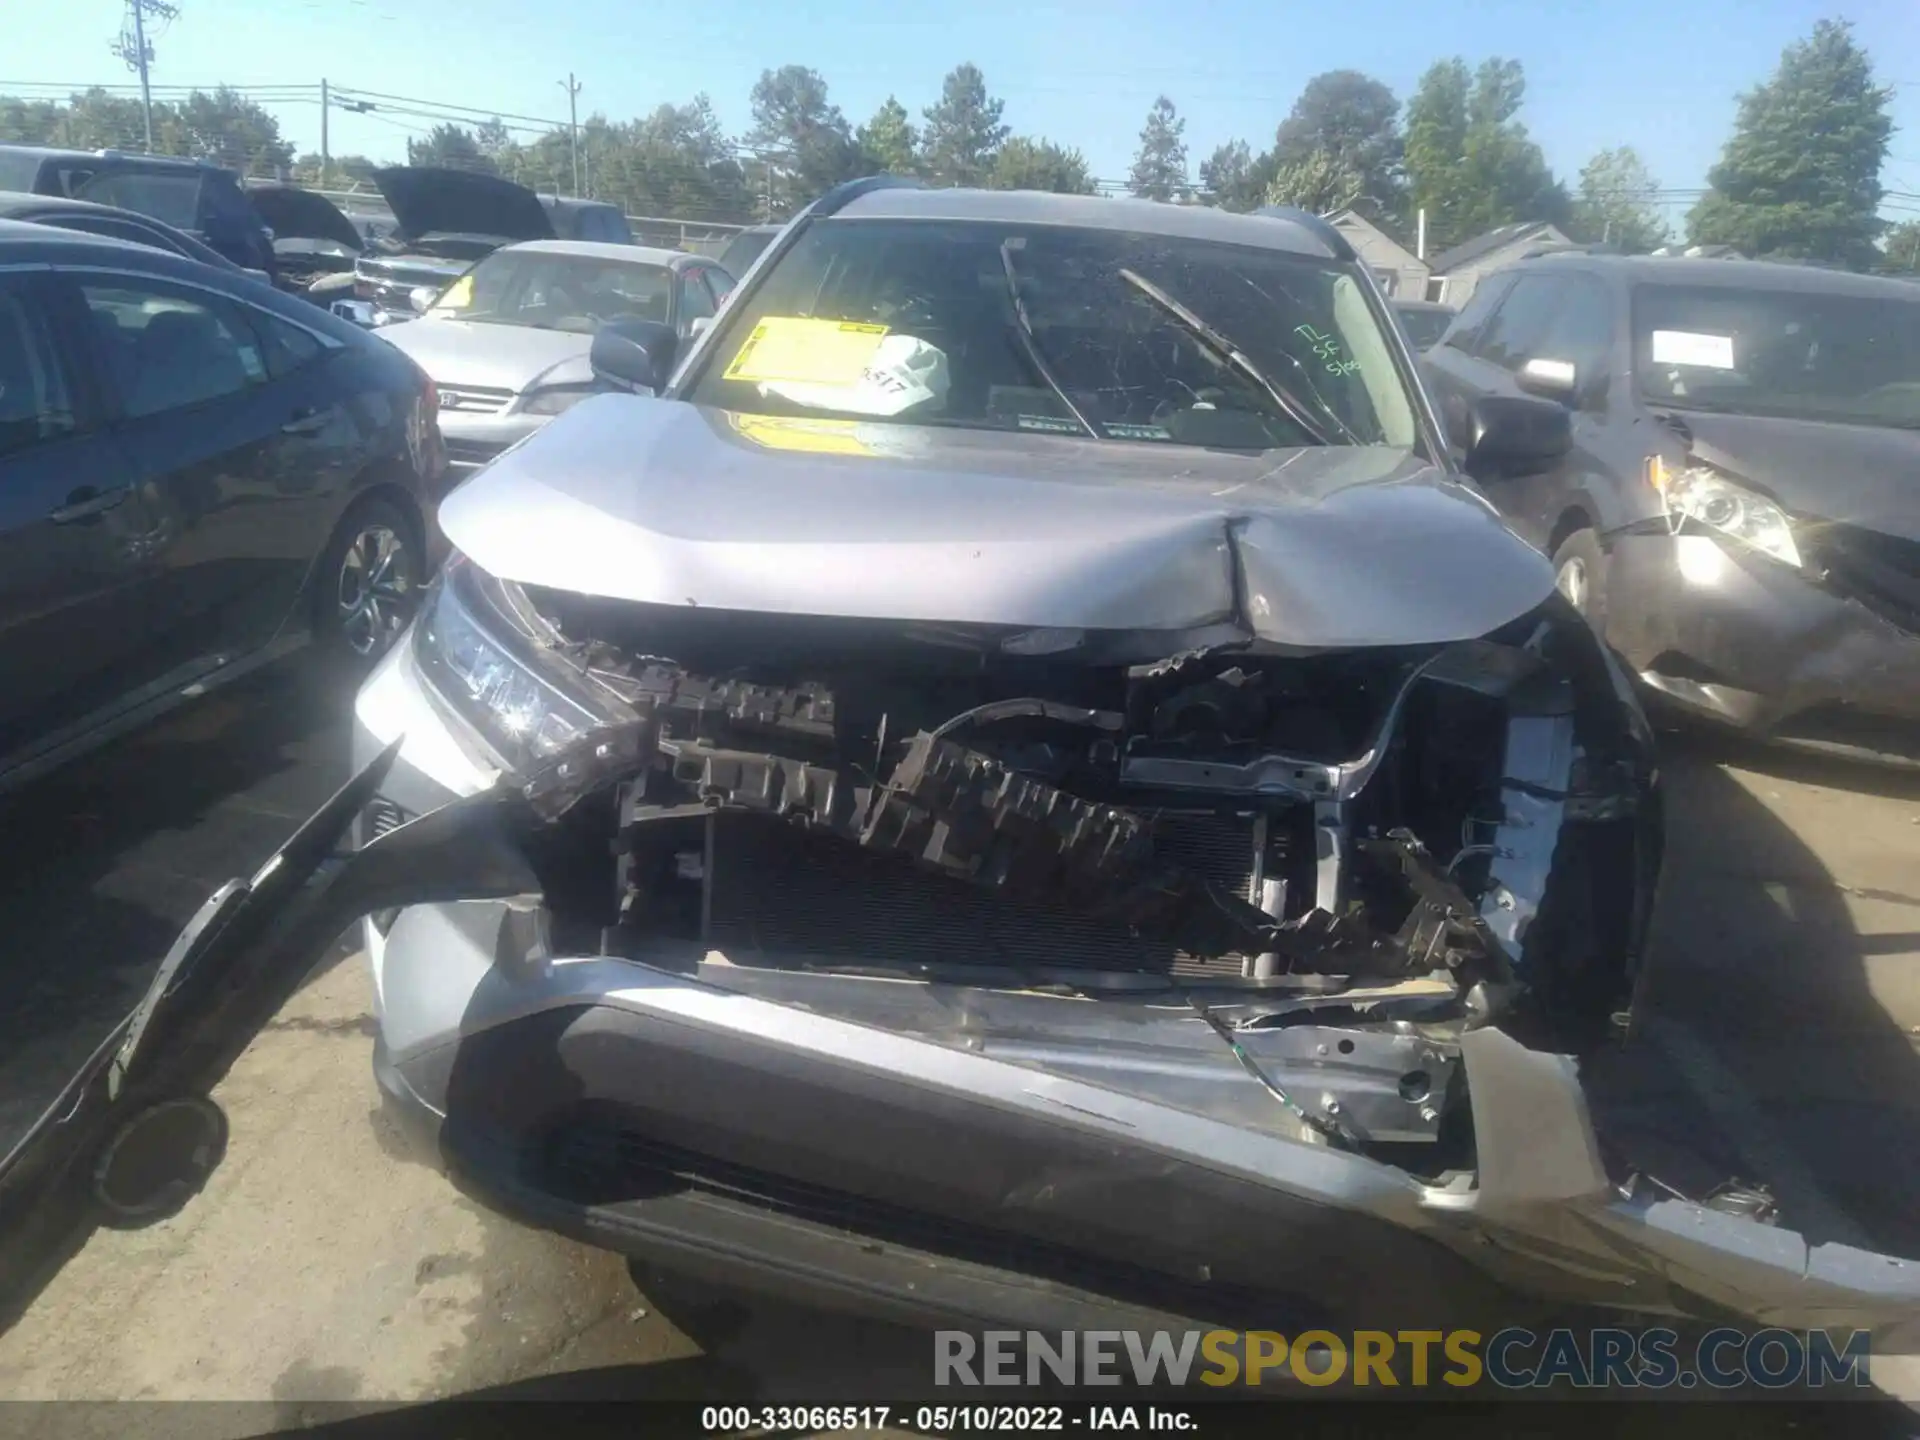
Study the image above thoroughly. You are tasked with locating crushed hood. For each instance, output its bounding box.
[437,395,1557,650]
[377,316,594,395]
[243,182,363,250]
[372,166,554,244]
[1673,408,1920,542]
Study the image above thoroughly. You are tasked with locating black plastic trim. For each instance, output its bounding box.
[809,173,927,219]
[442,1121,1230,1337]
[1252,205,1356,263]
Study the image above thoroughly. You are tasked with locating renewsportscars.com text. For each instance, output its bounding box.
[934,1327,1876,1390]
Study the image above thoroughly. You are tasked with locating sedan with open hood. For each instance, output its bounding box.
[243,180,367,301]
[338,166,557,325]
[8,182,1916,1345]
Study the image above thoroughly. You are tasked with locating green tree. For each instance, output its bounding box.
[920,63,1008,186]
[175,87,293,175]
[1199,139,1266,211]
[856,96,919,175]
[475,117,513,161]
[1271,70,1404,224]
[1687,19,1892,266]
[1264,150,1365,215]
[291,151,378,186]
[746,65,862,214]
[0,86,292,175]
[407,123,494,174]
[1569,147,1668,252]
[37,87,169,151]
[1883,219,1920,273]
[989,136,1094,194]
[0,95,65,145]
[1405,57,1565,251]
[1128,95,1188,202]
[617,98,752,221]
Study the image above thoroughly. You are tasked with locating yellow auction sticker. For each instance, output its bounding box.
[435,274,472,310]
[728,413,874,456]
[723,317,889,386]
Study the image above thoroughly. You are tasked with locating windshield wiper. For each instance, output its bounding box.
[1117,268,1349,446]
[1000,241,1105,439]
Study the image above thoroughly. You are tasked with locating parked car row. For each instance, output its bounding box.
[0,144,650,326]
[324,169,642,327]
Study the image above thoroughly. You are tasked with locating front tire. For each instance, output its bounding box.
[315,497,422,663]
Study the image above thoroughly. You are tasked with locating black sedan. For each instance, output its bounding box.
[0,220,448,793]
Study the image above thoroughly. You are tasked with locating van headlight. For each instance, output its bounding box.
[1650,457,1802,569]
[412,557,609,771]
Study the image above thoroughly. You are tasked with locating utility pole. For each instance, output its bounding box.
[111,0,180,152]
[559,74,582,196]
[319,77,329,185]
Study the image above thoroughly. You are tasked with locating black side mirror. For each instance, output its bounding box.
[1515,356,1579,403]
[1461,395,1572,480]
[590,318,678,395]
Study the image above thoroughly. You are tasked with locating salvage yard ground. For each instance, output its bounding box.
[0,656,1915,1413]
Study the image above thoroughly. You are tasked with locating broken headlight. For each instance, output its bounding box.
[412,556,610,772]
[1651,457,1802,568]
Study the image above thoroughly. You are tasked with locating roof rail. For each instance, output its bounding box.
[1650,244,1747,260]
[810,173,926,219]
[1520,241,1615,261]
[1251,204,1356,262]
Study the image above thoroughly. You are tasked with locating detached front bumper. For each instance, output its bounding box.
[366,893,1920,1336]
[1603,531,1920,760]
[338,673,1920,1338]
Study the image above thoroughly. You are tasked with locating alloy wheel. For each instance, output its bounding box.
[335,524,414,657]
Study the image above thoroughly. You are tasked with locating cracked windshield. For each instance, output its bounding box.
[1,0,1918,1432]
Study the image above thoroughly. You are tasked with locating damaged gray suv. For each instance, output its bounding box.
[13,180,1917,1342]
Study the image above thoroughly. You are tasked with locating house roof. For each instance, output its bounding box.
[1428,221,1561,274]
[1325,208,1424,267]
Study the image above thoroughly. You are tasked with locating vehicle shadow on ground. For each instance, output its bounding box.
[0,652,359,1332]
[1588,728,1920,1259]
[0,654,357,1110]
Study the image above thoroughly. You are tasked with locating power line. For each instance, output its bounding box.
[328,84,566,131]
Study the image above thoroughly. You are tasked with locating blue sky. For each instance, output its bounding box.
[10,0,1920,227]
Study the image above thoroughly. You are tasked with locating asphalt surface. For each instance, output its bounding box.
[0,653,1915,1425]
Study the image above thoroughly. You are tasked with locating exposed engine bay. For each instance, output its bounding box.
[434,567,1659,1160]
